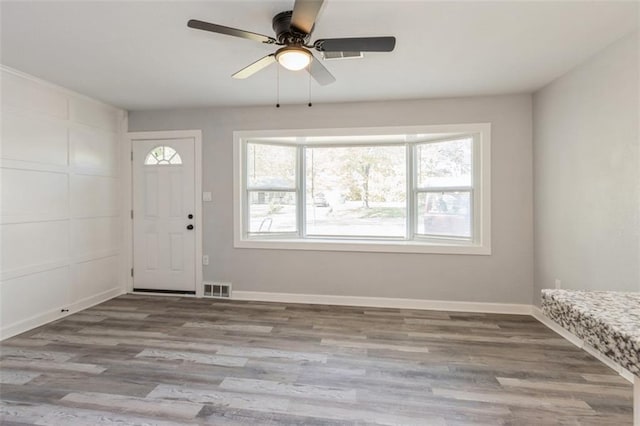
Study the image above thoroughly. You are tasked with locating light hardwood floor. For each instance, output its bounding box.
[0,294,633,425]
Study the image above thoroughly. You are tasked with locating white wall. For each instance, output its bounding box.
[1,67,126,338]
[129,94,533,305]
[533,33,639,304]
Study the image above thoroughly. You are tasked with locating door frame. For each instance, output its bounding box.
[124,130,203,296]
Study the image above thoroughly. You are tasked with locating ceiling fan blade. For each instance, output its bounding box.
[232,54,277,79]
[307,56,336,86]
[314,37,396,52]
[291,0,325,34]
[188,19,276,44]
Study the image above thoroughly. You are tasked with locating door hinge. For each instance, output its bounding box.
[131,268,134,277]
[131,210,134,219]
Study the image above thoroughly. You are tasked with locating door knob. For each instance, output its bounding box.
[186,224,194,230]
[188,214,193,219]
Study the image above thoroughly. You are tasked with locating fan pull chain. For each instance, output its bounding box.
[276,63,280,108]
[307,63,312,107]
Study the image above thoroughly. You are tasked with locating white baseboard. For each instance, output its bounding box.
[0,287,125,341]
[232,291,533,315]
[531,306,634,383]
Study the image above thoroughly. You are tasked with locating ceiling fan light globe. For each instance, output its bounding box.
[276,47,312,71]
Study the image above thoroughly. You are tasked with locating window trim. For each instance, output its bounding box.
[233,124,491,255]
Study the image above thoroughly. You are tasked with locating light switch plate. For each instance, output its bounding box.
[202,192,212,202]
[202,255,209,265]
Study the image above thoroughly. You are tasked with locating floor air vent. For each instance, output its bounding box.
[203,282,231,298]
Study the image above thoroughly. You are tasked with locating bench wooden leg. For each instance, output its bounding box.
[635,376,639,426]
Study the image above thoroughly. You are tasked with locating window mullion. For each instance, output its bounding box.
[415,186,474,193]
[406,143,414,241]
[472,134,480,244]
[298,145,306,238]
[243,141,249,239]
[246,187,297,192]
[469,188,475,244]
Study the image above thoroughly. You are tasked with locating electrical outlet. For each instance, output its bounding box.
[554,279,561,289]
[202,192,212,202]
[202,255,209,265]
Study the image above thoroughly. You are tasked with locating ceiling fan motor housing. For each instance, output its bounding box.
[272,11,311,45]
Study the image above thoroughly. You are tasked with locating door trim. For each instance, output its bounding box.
[125,130,203,296]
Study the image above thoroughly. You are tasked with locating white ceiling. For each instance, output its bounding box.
[1,1,637,110]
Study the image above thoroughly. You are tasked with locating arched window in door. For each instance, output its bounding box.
[144,146,182,165]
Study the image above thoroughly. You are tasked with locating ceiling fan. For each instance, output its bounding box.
[187,0,396,86]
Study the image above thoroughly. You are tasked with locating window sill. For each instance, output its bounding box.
[234,238,491,255]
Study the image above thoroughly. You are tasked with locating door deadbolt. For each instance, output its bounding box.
[186,224,194,230]
[188,214,193,219]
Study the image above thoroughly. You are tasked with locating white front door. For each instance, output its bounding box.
[133,138,196,292]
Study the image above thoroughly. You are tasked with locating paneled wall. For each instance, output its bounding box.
[1,67,126,338]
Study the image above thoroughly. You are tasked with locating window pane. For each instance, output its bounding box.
[248,191,296,234]
[417,191,471,238]
[145,146,182,165]
[247,143,296,189]
[417,138,472,188]
[305,146,406,237]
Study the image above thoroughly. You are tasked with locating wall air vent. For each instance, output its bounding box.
[321,51,364,60]
[203,282,232,298]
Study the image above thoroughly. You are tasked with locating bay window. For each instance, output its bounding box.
[234,124,491,254]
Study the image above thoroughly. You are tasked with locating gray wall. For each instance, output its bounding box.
[533,33,639,304]
[129,94,533,304]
